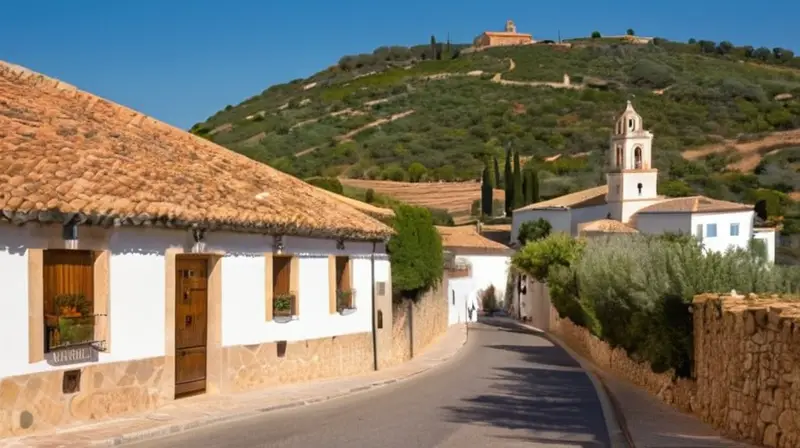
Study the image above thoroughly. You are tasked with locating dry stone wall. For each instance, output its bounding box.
[389,278,449,367]
[548,294,800,448]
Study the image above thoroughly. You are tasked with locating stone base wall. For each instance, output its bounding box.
[388,279,449,367]
[548,294,800,448]
[547,307,695,411]
[693,294,800,448]
[221,332,374,393]
[0,357,165,438]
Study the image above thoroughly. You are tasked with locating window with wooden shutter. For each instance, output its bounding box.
[43,250,96,352]
[334,256,354,311]
[272,256,296,317]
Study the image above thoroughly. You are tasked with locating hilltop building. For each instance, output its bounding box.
[511,101,776,263]
[473,20,534,48]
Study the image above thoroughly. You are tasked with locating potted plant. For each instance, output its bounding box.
[273,292,296,322]
[52,293,94,346]
[336,289,356,314]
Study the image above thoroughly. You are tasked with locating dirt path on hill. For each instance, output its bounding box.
[295,110,416,156]
[681,129,800,171]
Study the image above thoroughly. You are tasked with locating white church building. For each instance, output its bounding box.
[511,101,776,263]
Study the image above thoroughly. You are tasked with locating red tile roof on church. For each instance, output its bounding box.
[515,185,608,211]
[636,196,753,214]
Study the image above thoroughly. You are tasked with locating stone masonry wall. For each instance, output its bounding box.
[389,277,449,367]
[221,332,374,394]
[693,294,800,448]
[548,294,800,448]
[0,357,166,438]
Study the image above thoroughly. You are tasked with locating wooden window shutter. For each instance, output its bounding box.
[273,256,291,295]
[43,250,95,316]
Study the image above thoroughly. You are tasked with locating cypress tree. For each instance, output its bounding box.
[493,157,502,189]
[503,149,513,215]
[512,151,524,209]
[530,169,540,204]
[481,164,493,217]
[522,171,530,204]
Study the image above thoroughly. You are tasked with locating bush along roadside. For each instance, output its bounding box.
[512,233,800,376]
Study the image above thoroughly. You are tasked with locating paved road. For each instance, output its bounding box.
[133,319,610,448]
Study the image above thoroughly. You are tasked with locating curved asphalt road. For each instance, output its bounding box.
[134,319,610,447]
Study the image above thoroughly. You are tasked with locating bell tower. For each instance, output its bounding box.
[606,101,660,222]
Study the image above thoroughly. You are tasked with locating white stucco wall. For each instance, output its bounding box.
[0,225,183,378]
[512,209,571,242]
[691,211,754,255]
[752,229,776,264]
[220,236,388,347]
[447,276,474,325]
[635,213,692,235]
[455,254,510,303]
[0,223,389,379]
[569,205,611,235]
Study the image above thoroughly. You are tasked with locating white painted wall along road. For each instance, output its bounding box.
[0,223,389,379]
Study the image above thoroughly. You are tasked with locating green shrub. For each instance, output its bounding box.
[305,177,344,194]
[512,233,584,282]
[427,207,455,226]
[575,235,800,375]
[517,218,552,245]
[514,233,800,376]
[387,204,444,299]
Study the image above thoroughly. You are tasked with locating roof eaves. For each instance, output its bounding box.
[0,208,394,241]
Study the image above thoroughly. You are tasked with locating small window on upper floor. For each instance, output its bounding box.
[706,223,717,238]
[730,223,740,236]
[628,118,634,130]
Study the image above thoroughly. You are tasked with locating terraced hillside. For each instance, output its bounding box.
[340,179,505,224]
[192,35,800,230]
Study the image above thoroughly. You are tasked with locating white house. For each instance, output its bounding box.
[437,225,513,323]
[512,101,776,262]
[0,61,397,437]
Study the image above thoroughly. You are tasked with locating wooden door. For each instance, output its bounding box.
[175,257,208,397]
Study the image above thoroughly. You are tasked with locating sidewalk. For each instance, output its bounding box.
[597,372,756,448]
[542,328,756,448]
[0,325,467,448]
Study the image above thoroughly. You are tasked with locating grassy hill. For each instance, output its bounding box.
[191,35,800,230]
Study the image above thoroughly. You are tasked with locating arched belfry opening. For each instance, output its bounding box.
[615,145,623,168]
[634,147,643,169]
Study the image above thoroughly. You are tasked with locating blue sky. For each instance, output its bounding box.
[1,0,797,129]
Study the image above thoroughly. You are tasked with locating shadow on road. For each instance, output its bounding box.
[444,319,610,447]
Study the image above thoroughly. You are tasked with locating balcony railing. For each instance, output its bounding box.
[44,313,107,353]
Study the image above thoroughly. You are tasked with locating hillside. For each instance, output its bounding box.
[191,35,800,229]
[339,179,505,224]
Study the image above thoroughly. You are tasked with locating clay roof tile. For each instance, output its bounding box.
[0,61,392,240]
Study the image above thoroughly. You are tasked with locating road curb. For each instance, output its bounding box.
[88,326,469,447]
[507,320,632,448]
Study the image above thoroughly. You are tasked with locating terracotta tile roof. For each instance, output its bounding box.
[515,185,608,211]
[578,219,639,234]
[0,61,392,240]
[636,196,753,214]
[436,225,512,254]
